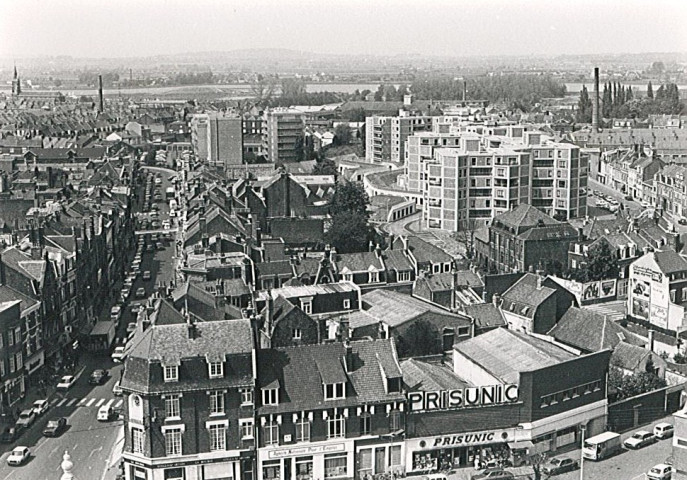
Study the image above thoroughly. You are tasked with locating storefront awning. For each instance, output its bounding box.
[508,440,534,451]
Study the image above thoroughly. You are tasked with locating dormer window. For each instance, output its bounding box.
[208,361,224,379]
[164,365,179,383]
[343,273,353,282]
[368,271,379,283]
[386,377,401,393]
[300,298,313,315]
[324,382,345,400]
[262,388,279,406]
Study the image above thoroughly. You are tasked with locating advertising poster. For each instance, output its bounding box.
[600,280,616,298]
[650,305,668,329]
[632,278,651,299]
[582,282,600,300]
[632,298,650,320]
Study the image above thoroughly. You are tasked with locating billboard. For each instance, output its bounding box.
[632,298,650,320]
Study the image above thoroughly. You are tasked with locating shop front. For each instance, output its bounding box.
[258,440,355,480]
[405,428,529,472]
[355,438,405,479]
[125,454,245,480]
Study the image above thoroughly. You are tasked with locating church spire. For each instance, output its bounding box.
[13,64,17,79]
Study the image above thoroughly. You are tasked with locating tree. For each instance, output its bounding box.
[396,320,442,358]
[651,61,665,76]
[330,181,370,218]
[576,240,618,282]
[647,81,654,99]
[313,157,337,176]
[529,453,548,480]
[334,124,352,145]
[280,77,306,99]
[453,219,480,259]
[576,85,592,123]
[324,212,375,254]
[251,76,276,104]
[608,367,667,401]
[373,84,384,101]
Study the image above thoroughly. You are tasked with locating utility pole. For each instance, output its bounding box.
[579,425,586,480]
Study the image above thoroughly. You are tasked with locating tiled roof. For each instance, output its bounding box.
[653,250,687,275]
[501,273,556,317]
[611,341,652,371]
[416,272,453,292]
[406,236,453,264]
[383,250,414,272]
[256,339,404,414]
[257,260,294,277]
[400,357,468,391]
[454,328,575,384]
[335,251,384,273]
[0,285,39,312]
[549,307,645,352]
[463,303,506,329]
[454,270,483,287]
[361,289,470,328]
[493,204,558,231]
[517,223,579,241]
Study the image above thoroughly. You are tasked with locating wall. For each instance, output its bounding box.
[271,309,320,347]
[607,384,684,432]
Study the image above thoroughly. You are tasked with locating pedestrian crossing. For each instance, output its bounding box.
[51,396,123,409]
[582,300,627,322]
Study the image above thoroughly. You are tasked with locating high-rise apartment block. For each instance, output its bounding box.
[365,112,433,164]
[404,123,587,230]
[262,108,306,163]
[190,113,243,172]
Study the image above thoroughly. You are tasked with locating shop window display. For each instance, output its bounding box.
[295,456,313,480]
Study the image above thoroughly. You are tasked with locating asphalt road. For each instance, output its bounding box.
[0,360,124,480]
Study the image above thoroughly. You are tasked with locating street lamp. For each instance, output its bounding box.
[579,425,585,480]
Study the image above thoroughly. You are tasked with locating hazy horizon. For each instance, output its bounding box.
[1,0,686,59]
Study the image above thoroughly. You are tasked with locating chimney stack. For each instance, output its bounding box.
[98,74,104,113]
[592,67,600,131]
[344,339,353,372]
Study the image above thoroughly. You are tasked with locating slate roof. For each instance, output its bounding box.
[0,285,39,312]
[611,341,653,371]
[400,357,469,391]
[257,260,294,277]
[45,235,77,253]
[122,319,254,394]
[453,328,575,384]
[335,251,384,273]
[417,272,454,292]
[454,270,483,288]
[383,250,414,272]
[549,308,645,352]
[653,250,687,275]
[1,247,46,285]
[406,236,453,264]
[256,338,404,414]
[493,204,558,232]
[517,224,579,241]
[500,273,556,319]
[463,303,506,330]
[359,289,470,328]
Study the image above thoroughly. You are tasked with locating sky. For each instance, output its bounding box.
[1,0,686,59]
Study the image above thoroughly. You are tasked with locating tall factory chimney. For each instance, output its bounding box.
[592,67,600,131]
[98,74,104,113]
[462,80,467,103]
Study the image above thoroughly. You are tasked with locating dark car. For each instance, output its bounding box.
[88,369,110,385]
[679,218,687,225]
[43,417,67,437]
[0,426,19,443]
[543,457,579,476]
[470,470,515,480]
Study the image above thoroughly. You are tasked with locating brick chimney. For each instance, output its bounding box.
[343,338,353,372]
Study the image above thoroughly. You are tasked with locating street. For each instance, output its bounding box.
[0,359,124,480]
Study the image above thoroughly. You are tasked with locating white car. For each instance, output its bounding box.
[6,446,30,466]
[648,463,673,480]
[32,399,49,416]
[56,375,76,390]
[111,346,126,363]
[97,405,114,422]
[624,430,657,449]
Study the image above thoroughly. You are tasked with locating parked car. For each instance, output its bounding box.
[111,346,126,363]
[543,457,579,476]
[15,410,36,431]
[32,399,49,416]
[127,322,137,333]
[136,287,146,298]
[624,430,657,449]
[142,271,152,281]
[654,422,675,439]
[648,463,673,480]
[43,417,67,437]
[624,195,633,201]
[470,469,514,480]
[0,426,19,443]
[6,446,30,466]
[113,380,123,396]
[156,242,164,250]
[679,218,687,226]
[98,405,115,422]
[88,369,110,385]
[56,375,76,390]
[146,244,155,252]
[110,305,122,320]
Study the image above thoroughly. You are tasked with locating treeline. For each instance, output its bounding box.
[251,77,342,107]
[407,74,567,111]
[576,81,683,122]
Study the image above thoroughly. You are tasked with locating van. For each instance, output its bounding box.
[582,431,622,460]
[97,405,114,422]
[654,423,674,439]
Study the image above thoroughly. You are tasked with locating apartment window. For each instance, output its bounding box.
[292,328,302,340]
[132,427,144,454]
[327,414,345,439]
[209,424,227,451]
[360,414,371,435]
[368,271,380,283]
[165,394,180,419]
[558,160,567,168]
[208,361,223,379]
[300,300,312,315]
[13,327,20,344]
[240,388,253,406]
[164,365,178,383]
[389,410,401,431]
[264,421,279,445]
[324,383,345,400]
[209,391,225,415]
[263,388,278,406]
[343,299,351,309]
[7,330,13,347]
[8,356,14,373]
[0,360,5,378]
[165,428,183,456]
[15,353,22,370]
[296,417,311,442]
[240,418,254,439]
